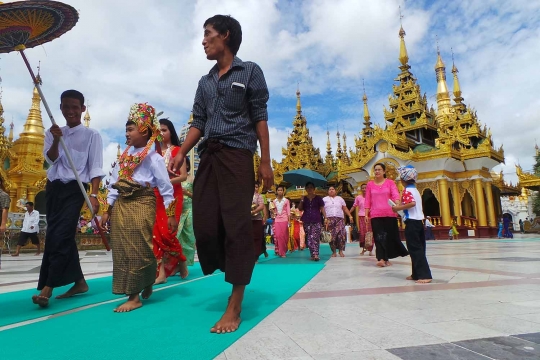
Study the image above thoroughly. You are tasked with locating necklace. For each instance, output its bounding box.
[118,141,154,180]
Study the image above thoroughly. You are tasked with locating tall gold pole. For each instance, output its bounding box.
[438,178,451,226]
[474,178,487,226]
[484,181,496,227]
[452,181,461,225]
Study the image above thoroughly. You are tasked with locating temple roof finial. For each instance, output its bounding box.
[296,83,302,115]
[84,102,91,127]
[398,7,409,66]
[451,48,463,102]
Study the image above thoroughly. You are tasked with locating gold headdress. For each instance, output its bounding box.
[127,103,163,142]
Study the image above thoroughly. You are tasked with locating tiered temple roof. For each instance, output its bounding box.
[344,25,504,175]
[271,88,326,185]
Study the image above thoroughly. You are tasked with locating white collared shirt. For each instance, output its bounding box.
[44,124,105,183]
[22,210,40,233]
[107,148,175,207]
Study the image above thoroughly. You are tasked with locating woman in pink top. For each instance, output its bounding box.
[364,163,409,267]
[350,183,373,256]
[272,185,291,258]
[323,186,353,257]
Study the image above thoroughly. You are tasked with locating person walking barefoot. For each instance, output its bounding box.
[169,15,273,333]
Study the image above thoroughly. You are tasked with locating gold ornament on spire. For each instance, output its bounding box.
[84,103,91,127]
[434,43,451,117]
[296,84,302,115]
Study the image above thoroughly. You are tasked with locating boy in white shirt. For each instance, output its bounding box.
[12,202,40,256]
[101,103,178,313]
[391,165,432,284]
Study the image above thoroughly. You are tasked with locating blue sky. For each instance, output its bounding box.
[2,0,539,183]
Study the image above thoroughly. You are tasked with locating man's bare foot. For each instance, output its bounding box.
[34,252,40,256]
[32,286,52,308]
[376,260,386,267]
[339,250,345,257]
[141,285,153,299]
[114,294,142,312]
[56,280,88,299]
[331,253,337,257]
[385,261,392,266]
[360,250,365,256]
[416,279,432,284]
[211,288,243,334]
[280,255,286,258]
[369,252,373,256]
[178,261,189,279]
[31,295,49,308]
[11,253,19,257]
[406,276,415,280]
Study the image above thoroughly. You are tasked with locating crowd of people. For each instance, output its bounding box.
[6,13,525,338]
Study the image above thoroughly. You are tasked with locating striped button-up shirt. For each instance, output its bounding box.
[191,56,269,154]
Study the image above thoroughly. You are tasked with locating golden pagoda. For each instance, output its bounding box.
[516,144,540,191]
[341,25,505,238]
[3,78,48,213]
[269,87,358,202]
[271,88,326,185]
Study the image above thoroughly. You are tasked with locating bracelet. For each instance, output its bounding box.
[165,198,177,217]
[90,194,98,198]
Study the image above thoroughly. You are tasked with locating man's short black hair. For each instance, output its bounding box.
[60,90,85,107]
[204,15,242,55]
[26,201,34,206]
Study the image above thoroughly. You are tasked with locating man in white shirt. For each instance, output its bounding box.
[12,202,41,256]
[32,90,105,308]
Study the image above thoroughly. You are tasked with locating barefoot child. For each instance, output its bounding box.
[101,103,178,312]
[392,165,432,284]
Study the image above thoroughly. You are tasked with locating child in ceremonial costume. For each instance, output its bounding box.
[101,103,178,312]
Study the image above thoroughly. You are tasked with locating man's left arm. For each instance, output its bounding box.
[248,64,273,191]
[87,132,105,215]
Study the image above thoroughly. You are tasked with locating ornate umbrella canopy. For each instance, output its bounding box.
[0,0,78,53]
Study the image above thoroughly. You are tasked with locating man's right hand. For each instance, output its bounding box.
[0,225,6,233]
[100,213,109,231]
[168,152,185,175]
[50,124,63,142]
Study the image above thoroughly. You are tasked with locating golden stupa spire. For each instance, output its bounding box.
[434,40,451,115]
[117,144,121,159]
[451,49,464,105]
[20,78,45,138]
[326,130,331,154]
[398,7,409,66]
[362,80,373,136]
[336,129,342,160]
[296,83,302,115]
[84,103,91,127]
[188,111,193,124]
[8,121,13,143]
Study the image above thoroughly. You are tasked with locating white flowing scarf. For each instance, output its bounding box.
[274,198,286,215]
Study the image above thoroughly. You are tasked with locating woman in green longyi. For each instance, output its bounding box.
[176,160,196,268]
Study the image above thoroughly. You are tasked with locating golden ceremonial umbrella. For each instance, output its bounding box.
[0,1,110,250]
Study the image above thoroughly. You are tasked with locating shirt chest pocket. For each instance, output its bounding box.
[224,86,246,112]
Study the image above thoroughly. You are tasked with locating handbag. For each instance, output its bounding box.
[321,225,331,243]
[364,231,373,248]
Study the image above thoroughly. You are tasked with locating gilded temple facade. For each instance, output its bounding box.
[339,26,505,238]
[0,80,48,214]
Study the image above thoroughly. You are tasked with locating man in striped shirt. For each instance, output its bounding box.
[170,15,273,334]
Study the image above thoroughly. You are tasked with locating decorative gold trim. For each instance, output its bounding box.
[165,198,177,217]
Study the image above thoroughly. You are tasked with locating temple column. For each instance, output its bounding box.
[452,181,461,225]
[484,181,496,227]
[438,178,451,226]
[473,178,487,226]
